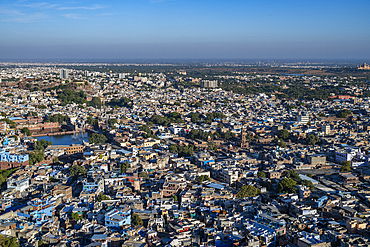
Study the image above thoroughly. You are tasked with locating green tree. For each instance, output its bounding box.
[273,138,287,148]
[97,193,110,202]
[21,127,32,136]
[236,185,261,198]
[88,133,108,144]
[89,97,102,109]
[336,109,352,118]
[132,213,143,226]
[340,161,351,172]
[37,105,47,109]
[29,151,45,165]
[169,144,193,158]
[257,171,266,178]
[172,195,178,201]
[306,134,321,145]
[71,212,83,221]
[207,142,218,152]
[0,235,19,247]
[169,144,178,154]
[278,178,298,194]
[301,180,315,191]
[197,175,210,183]
[38,240,44,247]
[87,115,98,126]
[139,172,149,179]
[119,161,131,173]
[284,170,301,181]
[34,139,52,151]
[189,112,201,123]
[69,165,87,178]
[278,129,291,140]
[108,118,118,128]
[45,114,68,124]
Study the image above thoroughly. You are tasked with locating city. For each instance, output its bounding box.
[0,62,369,246]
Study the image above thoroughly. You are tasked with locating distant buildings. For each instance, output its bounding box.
[358,63,370,70]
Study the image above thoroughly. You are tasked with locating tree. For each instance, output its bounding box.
[278,129,291,140]
[69,165,87,178]
[207,142,218,152]
[197,175,210,183]
[236,185,261,198]
[45,114,68,123]
[71,212,83,221]
[257,171,266,178]
[34,139,52,151]
[284,170,301,181]
[169,144,193,158]
[97,193,110,202]
[0,236,18,247]
[336,109,352,118]
[301,180,315,191]
[29,151,45,166]
[273,138,287,148]
[172,195,178,201]
[89,97,102,109]
[88,133,107,144]
[306,134,321,146]
[139,172,149,179]
[21,127,32,136]
[278,178,298,194]
[87,115,98,126]
[119,162,130,173]
[132,213,143,226]
[340,161,351,172]
[189,112,201,123]
[169,144,178,154]
[38,240,44,247]
[108,118,118,128]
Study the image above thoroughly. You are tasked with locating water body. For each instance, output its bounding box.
[35,132,89,145]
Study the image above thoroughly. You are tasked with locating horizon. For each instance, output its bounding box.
[1,0,369,60]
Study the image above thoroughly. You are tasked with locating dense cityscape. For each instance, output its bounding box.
[0,62,368,247]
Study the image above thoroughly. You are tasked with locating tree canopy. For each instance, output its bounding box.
[278,129,291,140]
[21,127,32,136]
[88,133,108,144]
[236,185,261,198]
[132,213,143,226]
[169,144,193,158]
[306,134,321,146]
[278,178,298,194]
[197,175,210,183]
[69,165,87,178]
[45,114,68,124]
[29,151,45,166]
[340,161,351,172]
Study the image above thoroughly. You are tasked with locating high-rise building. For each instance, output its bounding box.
[201,80,218,88]
[60,69,69,79]
[297,113,309,124]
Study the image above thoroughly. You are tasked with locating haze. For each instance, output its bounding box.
[0,0,369,60]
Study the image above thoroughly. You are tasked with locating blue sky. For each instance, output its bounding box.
[0,0,369,60]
